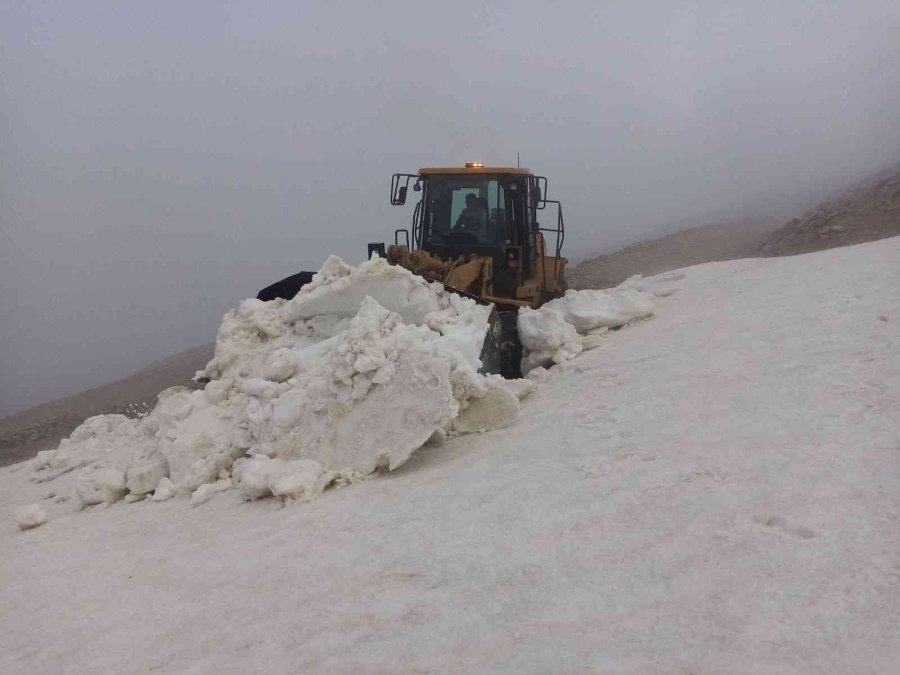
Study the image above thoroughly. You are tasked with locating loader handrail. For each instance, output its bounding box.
[536,199,565,294]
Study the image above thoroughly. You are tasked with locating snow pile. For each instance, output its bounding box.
[25,255,527,509]
[543,286,655,333]
[517,275,662,371]
[5,238,900,672]
[21,257,675,514]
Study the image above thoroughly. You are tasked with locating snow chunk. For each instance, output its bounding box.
[526,366,552,383]
[285,255,445,325]
[483,374,538,400]
[154,387,248,492]
[190,478,232,507]
[269,347,456,474]
[451,381,521,434]
[618,272,681,297]
[518,307,582,372]
[77,468,127,506]
[125,450,168,496]
[517,280,659,371]
[149,478,177,502]
[543,286,655,333]
[234,455,334,502]
[15,504,47,530]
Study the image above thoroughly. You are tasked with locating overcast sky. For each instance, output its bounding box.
[2,0,899,416]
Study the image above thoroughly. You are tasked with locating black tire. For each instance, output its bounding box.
[498,310,523,379]
[478,308,523,379]
[479,308,503,376]
[256,271,315,302]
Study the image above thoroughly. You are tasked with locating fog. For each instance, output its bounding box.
[2,0,899,416]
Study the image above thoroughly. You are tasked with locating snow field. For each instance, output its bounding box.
[2,237,898,672]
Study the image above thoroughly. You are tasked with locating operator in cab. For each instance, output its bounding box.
[454,193,488,239]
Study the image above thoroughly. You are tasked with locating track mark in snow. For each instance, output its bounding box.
[681,468,725,483]
[870,556,900,579]
[583,458,622,479]
[573,404,617,431]
[753,514,816,540]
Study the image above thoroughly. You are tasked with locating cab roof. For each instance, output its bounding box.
[418,166,533,176]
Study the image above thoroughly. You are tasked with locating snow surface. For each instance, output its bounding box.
[2,237,899,672]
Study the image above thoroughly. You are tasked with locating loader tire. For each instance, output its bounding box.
[478,309,522,379]
[479,308,503,376]
[498,310,523,379]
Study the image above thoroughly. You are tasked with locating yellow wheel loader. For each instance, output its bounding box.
[257,163,568,377]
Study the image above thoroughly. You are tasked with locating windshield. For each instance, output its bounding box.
[423,174,519,247]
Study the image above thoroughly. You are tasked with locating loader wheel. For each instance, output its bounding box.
[498,311,523,379]
[478,308,503,376]
[478,309,522,379]
[256,271,315,302]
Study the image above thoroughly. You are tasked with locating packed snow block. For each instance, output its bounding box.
[452,381,520,434]
[33,450,57,470]
[483,375,538,400]
[32,413,157,486]
[518,306,582,372]
[125,451,168,495]
[233,455,333,501]
[190,478,232,507]
[149,478,177,502]
[15,504,47,530]
[284,255,444,325]
[270,467,327,501]
[544,287,655,333]
[154,388,249,491]
[77,468,127,506]
[67,414,135,443]
[578,327,609,351]
[618,273,680,297]
[271,349,456,473]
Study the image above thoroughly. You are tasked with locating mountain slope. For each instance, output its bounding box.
[566,219,777,290]
[3,236,898,673]
[0,344,213,467]
[760,163,900,256]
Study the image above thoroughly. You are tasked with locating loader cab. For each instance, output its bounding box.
[413,170,534,258]
[388,164,566,306]
[392,165,535,243]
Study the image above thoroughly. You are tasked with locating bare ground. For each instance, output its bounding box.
[567,219,778,289]
[0,344,213,467]
[759,164,900,257]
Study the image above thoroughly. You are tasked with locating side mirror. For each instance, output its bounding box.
[413,180,422,192]
[397,186,407,205]
[531,186,542,206]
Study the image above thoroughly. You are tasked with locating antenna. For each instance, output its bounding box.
[517,152,520,168]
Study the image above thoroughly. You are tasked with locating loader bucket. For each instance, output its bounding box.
[257,271,315,302]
